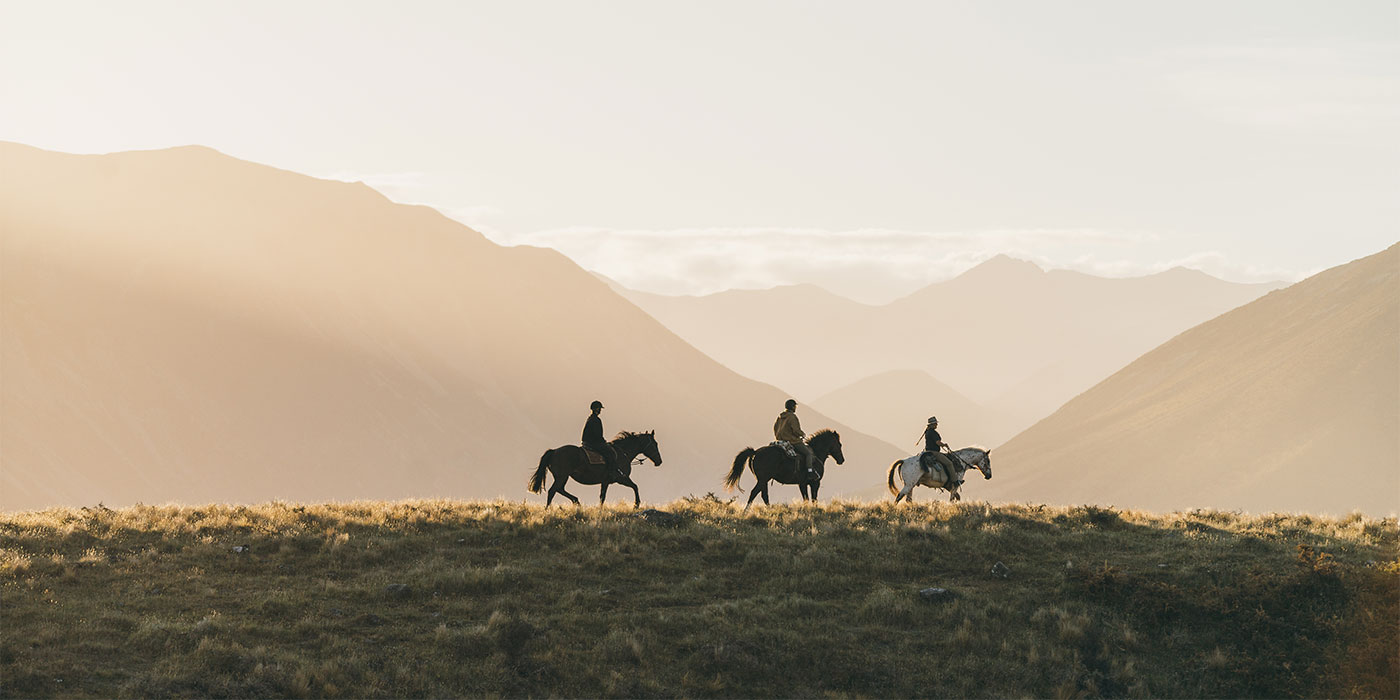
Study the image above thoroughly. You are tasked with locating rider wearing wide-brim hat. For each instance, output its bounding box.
[921,416,962,489]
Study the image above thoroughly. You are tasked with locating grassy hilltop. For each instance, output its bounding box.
[1,499,1396,698]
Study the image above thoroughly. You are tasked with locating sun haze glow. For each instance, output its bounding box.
[2,0,1396,297]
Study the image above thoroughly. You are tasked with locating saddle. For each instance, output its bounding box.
[770,440,798,458]
[582,447,607,465]
[918,451,960,487]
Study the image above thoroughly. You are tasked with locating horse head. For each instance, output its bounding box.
[612,431,663,467]
[975,448,992,479]
[809,430,845,465]
[639,430,663,467]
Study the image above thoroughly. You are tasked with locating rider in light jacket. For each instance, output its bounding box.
[774,399,816,475]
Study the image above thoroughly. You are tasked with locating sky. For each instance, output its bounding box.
[3,0,1396,302]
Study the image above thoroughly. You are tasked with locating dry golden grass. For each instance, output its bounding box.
[1,498,1395,698]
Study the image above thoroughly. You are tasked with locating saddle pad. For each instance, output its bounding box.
[770,441,798,458]
[583,448,606,465]
[909,453,949,482]
[910,452,934,474]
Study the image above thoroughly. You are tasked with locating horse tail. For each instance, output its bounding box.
[725,448,756,491]
[528,450,552,493]
[887,459,902,495]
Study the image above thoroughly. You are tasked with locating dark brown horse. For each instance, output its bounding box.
[528,431,663,507]
[724,430,845,508]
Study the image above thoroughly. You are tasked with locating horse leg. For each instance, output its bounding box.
[612,475,642,508]
[798,482,810,501]
[744,481,764,510]
[810,483,820,502]
[599,482,609,506]
[760,479,771,505]
[546,475,560,507]
[551,476,580,506]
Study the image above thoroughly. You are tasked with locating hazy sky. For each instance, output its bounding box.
[3,1,1396,301]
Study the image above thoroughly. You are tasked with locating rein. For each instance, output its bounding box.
[612,434,657,467]
[944,447,972,471]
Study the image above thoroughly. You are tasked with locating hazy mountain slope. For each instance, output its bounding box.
[0,142,900,510]
[983,244,1400,515]
[887,259,1286,406]
[810,369,1012,449]
[620,284,876,395]
[620,256,1282,430]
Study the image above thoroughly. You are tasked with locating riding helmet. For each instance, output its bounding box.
[785,399,797,410]
[928,416,938,424]
[590,400,604,410]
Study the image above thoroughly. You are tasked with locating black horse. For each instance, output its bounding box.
[528,431,663,507]
[724,430,845,508]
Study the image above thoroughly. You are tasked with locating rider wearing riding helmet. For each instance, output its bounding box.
[921,416,963,489]
[582,400,622,478]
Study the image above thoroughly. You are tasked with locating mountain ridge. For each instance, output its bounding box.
[0,142,902,511]
[982,242,1399,515]
[618,252,1285,423]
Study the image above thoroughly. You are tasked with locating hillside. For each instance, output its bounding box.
[1,500,1394,698]
[811,369,1013,449]
[619,284,874,394]
[0,143,901,511]
[985,244,1400,516]
[619,257,1282,439]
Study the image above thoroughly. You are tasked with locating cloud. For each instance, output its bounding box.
[463,225,1287,304]
[334,176,1299,303]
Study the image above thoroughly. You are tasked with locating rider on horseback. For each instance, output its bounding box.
[582,400,623,480]
[774,399,817,476]
[919,416,963,490]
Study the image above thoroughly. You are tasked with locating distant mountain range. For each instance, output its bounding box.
[0,143,901,511]
[810,370,995,451]
[983,243,1399,515]
[6,142,1388,517]
[618,256,1283,446]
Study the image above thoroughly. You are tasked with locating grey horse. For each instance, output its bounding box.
[887,446,992,503]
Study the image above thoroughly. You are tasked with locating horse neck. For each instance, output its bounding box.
[611,436,644,462]
[953,448,982,464]
[809,435,834,460]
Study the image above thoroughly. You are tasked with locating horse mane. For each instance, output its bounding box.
[807,429,838,443]
[958,444,989,452]
[611,430,653,444]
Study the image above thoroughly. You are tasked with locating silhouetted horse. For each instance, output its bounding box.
[528,431,663,507]
[724,430,845,508]
[887,446,992,503]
